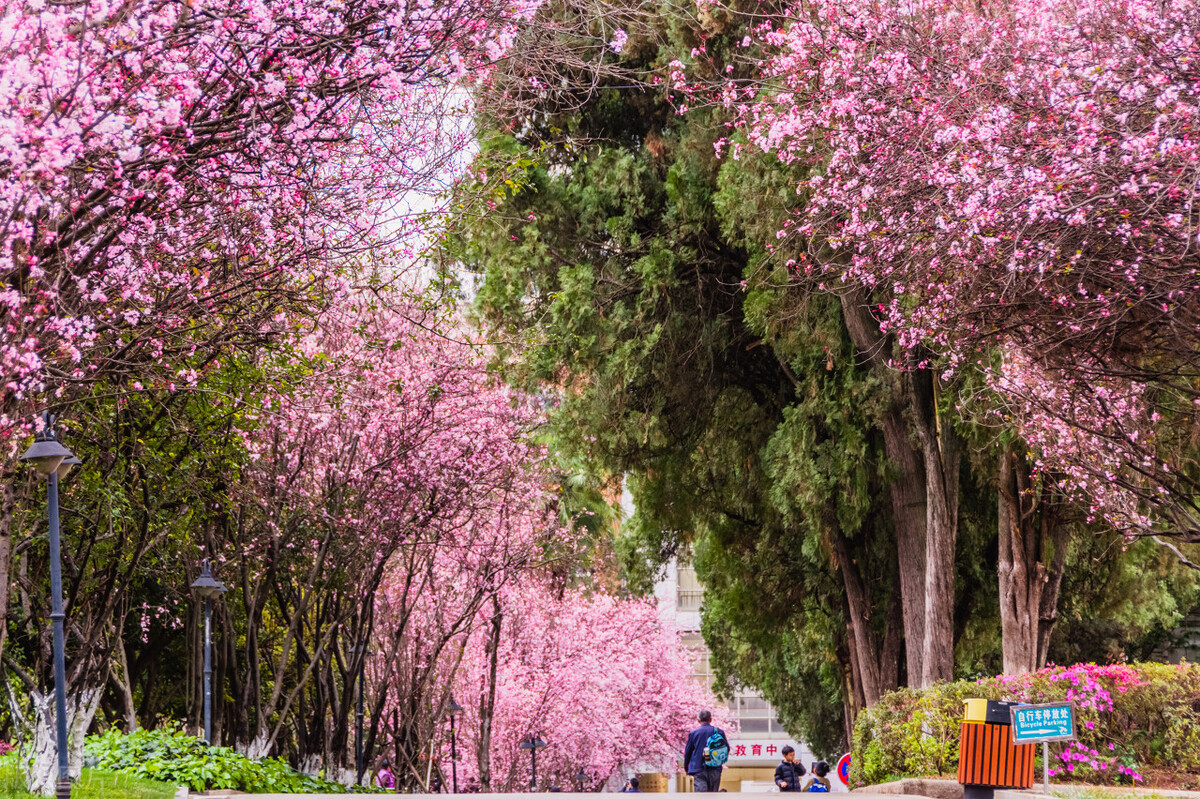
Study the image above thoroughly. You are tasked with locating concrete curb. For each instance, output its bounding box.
[996,790,1200,799]
[853,779,963,799]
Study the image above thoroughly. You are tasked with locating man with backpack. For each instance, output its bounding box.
[683,710,729,792]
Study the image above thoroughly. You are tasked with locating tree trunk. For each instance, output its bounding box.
[477,595,502,792]
[25,686,103,796]
[880,402,929,686]
[0,477,15,668]
[831,526,900,705]
[910,367,959,687]
[998,445,1069,674]
[110,632,138,731]
[838,292,930,685]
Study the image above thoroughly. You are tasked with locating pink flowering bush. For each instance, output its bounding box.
[853,663,1200,787]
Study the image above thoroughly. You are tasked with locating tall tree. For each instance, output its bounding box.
[732,0,1200,556]
[455,0,973,737]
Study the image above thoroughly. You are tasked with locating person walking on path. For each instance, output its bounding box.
[683,710,728,792]
[374,758,396,791]
[773,746,807,792]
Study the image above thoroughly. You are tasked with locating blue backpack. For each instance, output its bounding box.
[702,729,730,767]
[807,780,829,793]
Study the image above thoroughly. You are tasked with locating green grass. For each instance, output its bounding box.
[0,759,177,799]
[1054,790,1192,799]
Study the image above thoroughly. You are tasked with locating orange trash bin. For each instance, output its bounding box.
[957,700,1035,799]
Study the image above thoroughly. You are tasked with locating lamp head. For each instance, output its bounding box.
[518,735,547,750]
[56,455,82,480]
[20,416,75,477]
[447,696,463,715]
[190,561,227,599]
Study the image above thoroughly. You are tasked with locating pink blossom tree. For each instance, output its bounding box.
[2,0,538,788]
[0,0,532,441]
[733,0,1200,552]
[444,577,720,792]
[220,288,558,777]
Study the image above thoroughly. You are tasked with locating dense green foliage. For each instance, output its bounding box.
[458,0,904,753]
[84,727,376,794]
[853,663,1200,789]
[0,757,175,799]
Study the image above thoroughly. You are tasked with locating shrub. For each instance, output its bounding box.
[84,726,379,794]
[852,662,1200,787]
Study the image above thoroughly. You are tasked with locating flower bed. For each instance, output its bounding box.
[852,663,1200,789]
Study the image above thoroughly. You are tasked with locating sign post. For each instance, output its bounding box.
[1009,703,1076,794]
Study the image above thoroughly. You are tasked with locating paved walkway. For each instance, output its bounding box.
[185,788,1200,799]
[189,787,883,791]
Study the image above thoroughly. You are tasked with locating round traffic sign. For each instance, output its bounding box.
[836,753,851,786]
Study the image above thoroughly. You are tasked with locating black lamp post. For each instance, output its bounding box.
[20,413,78,799]
[190,561,226,744]
[575,768,588,792]
[447,696,463,793]
[349,644,372,785]
[518,735,546,792]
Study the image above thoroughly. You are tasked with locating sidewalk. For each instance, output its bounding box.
[192,787,921,791]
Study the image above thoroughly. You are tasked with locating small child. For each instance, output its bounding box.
[803,761,831,793]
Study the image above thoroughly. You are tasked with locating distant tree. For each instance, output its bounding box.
[449,577,715,791]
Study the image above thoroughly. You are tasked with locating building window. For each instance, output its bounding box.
[677,566,704,612]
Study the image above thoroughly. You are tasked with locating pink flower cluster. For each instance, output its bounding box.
[986,664,1147,783]
[0,0,537,443]
[1048,741,1142,783]
[992,663,1142,711]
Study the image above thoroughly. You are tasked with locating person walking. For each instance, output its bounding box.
[374,757,396,791]
[683,710,729,792]
[773,746,807,792]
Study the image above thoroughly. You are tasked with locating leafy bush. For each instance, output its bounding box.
[85,727,378,794]
[0,754,177,799]
[852,662,1200,787]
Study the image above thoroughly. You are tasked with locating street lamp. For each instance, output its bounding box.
[447,696,463,793]
[349,644,372,786]
[189,561,226,744]
[518,735,546,792]
[575,768,588,792]
[20,413,78,799]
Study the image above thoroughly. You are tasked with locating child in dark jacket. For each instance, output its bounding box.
[773,746,807,792]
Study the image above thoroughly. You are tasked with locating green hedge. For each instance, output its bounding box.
[85,727,380,794]
[852,662,1200,788]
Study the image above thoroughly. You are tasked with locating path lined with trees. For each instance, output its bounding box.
[1,0,1199,791]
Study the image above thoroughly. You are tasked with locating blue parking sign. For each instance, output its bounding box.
[1010,703,1076,744]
